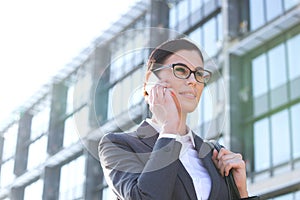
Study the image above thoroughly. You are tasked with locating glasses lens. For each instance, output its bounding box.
[173,65,190,79]
[196,70,211,83]
[195,70,205,83]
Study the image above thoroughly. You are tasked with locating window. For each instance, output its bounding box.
[31,108,50,139]
[108,69,144,120]
[252,54,268,97]
[246,29,300,179]
[190,0,203,13]
[66,85,74,114]
[169,3,178,29]
[63,116,79,147]
[0,159,15,188]
[189,27,202,46]
[249,0,299,31]
[109,25,147,82]
[249,0,265,30]
[102,179,117,200]
[178,0,189,22]
[271,110,290,166]
[291,103,300,158]
[203,17,217,57]
[24,179,43,200]
[285,0,300,10]
[266,0,283,21]
[268,44,287,90]
[287,34,300,80]
[254,118,270,171]
[59,156,85,200]
[28,108,49,170]
[27,136,47,170]
[0,124,18,188]
[1,124,18,161]
[188,13,222,58]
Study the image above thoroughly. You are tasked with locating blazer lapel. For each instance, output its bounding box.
[135,120,159,149]
[136,121,198,200]
[193,134,222,200]
[177,162,198,200]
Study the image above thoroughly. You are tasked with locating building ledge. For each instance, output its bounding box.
[248,167,300,198]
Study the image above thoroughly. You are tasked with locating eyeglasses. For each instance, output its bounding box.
[152,63,212,84]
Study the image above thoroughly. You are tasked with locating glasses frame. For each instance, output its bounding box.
[152,63,212,84]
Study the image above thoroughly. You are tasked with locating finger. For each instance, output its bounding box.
[211,149,219,163]
[223,158,244,176]
[217,148,230,160]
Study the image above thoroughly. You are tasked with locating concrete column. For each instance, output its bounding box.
[47,83,68,155]
[84,140,104,200]
[14,112,32,176]
[43,82,67,200]
[90,44,111,127]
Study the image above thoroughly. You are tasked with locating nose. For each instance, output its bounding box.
[186,72,197,85]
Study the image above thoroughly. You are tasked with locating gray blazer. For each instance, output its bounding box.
[98,120,258,200]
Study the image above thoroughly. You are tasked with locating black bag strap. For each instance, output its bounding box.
[206,140,241,200]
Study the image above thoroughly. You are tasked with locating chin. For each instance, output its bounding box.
[182,105,198,113]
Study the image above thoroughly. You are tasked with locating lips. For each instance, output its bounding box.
[179,90,197,99]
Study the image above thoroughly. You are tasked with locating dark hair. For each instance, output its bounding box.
[147,38,204,71]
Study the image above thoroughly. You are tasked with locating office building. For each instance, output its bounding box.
[1,0,300,199]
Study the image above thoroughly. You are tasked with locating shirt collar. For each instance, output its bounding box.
[145,118,196,148]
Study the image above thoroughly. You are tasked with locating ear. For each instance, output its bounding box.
[143,70,152,103]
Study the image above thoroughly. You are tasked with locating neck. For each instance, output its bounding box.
[151,113,188,135]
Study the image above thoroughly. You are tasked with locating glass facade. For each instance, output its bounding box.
[24,179,43,200]
[245,25,300,187]
[0,0,300,199]
[0,124,18,188]
[27,108,49,170]
[249,0,300,31]
[59,156,85,199]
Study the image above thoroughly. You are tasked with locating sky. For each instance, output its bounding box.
[0,0,139,128]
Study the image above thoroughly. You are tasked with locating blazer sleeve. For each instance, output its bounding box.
[98,132,182,200]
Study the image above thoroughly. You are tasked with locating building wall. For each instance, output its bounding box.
[0,0,299,199]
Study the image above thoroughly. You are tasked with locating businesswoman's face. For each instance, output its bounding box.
[155,49,205,115]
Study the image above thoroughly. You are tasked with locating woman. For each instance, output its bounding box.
[98,38,259,200]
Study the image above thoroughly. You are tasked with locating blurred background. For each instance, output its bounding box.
[1,0,300,199]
